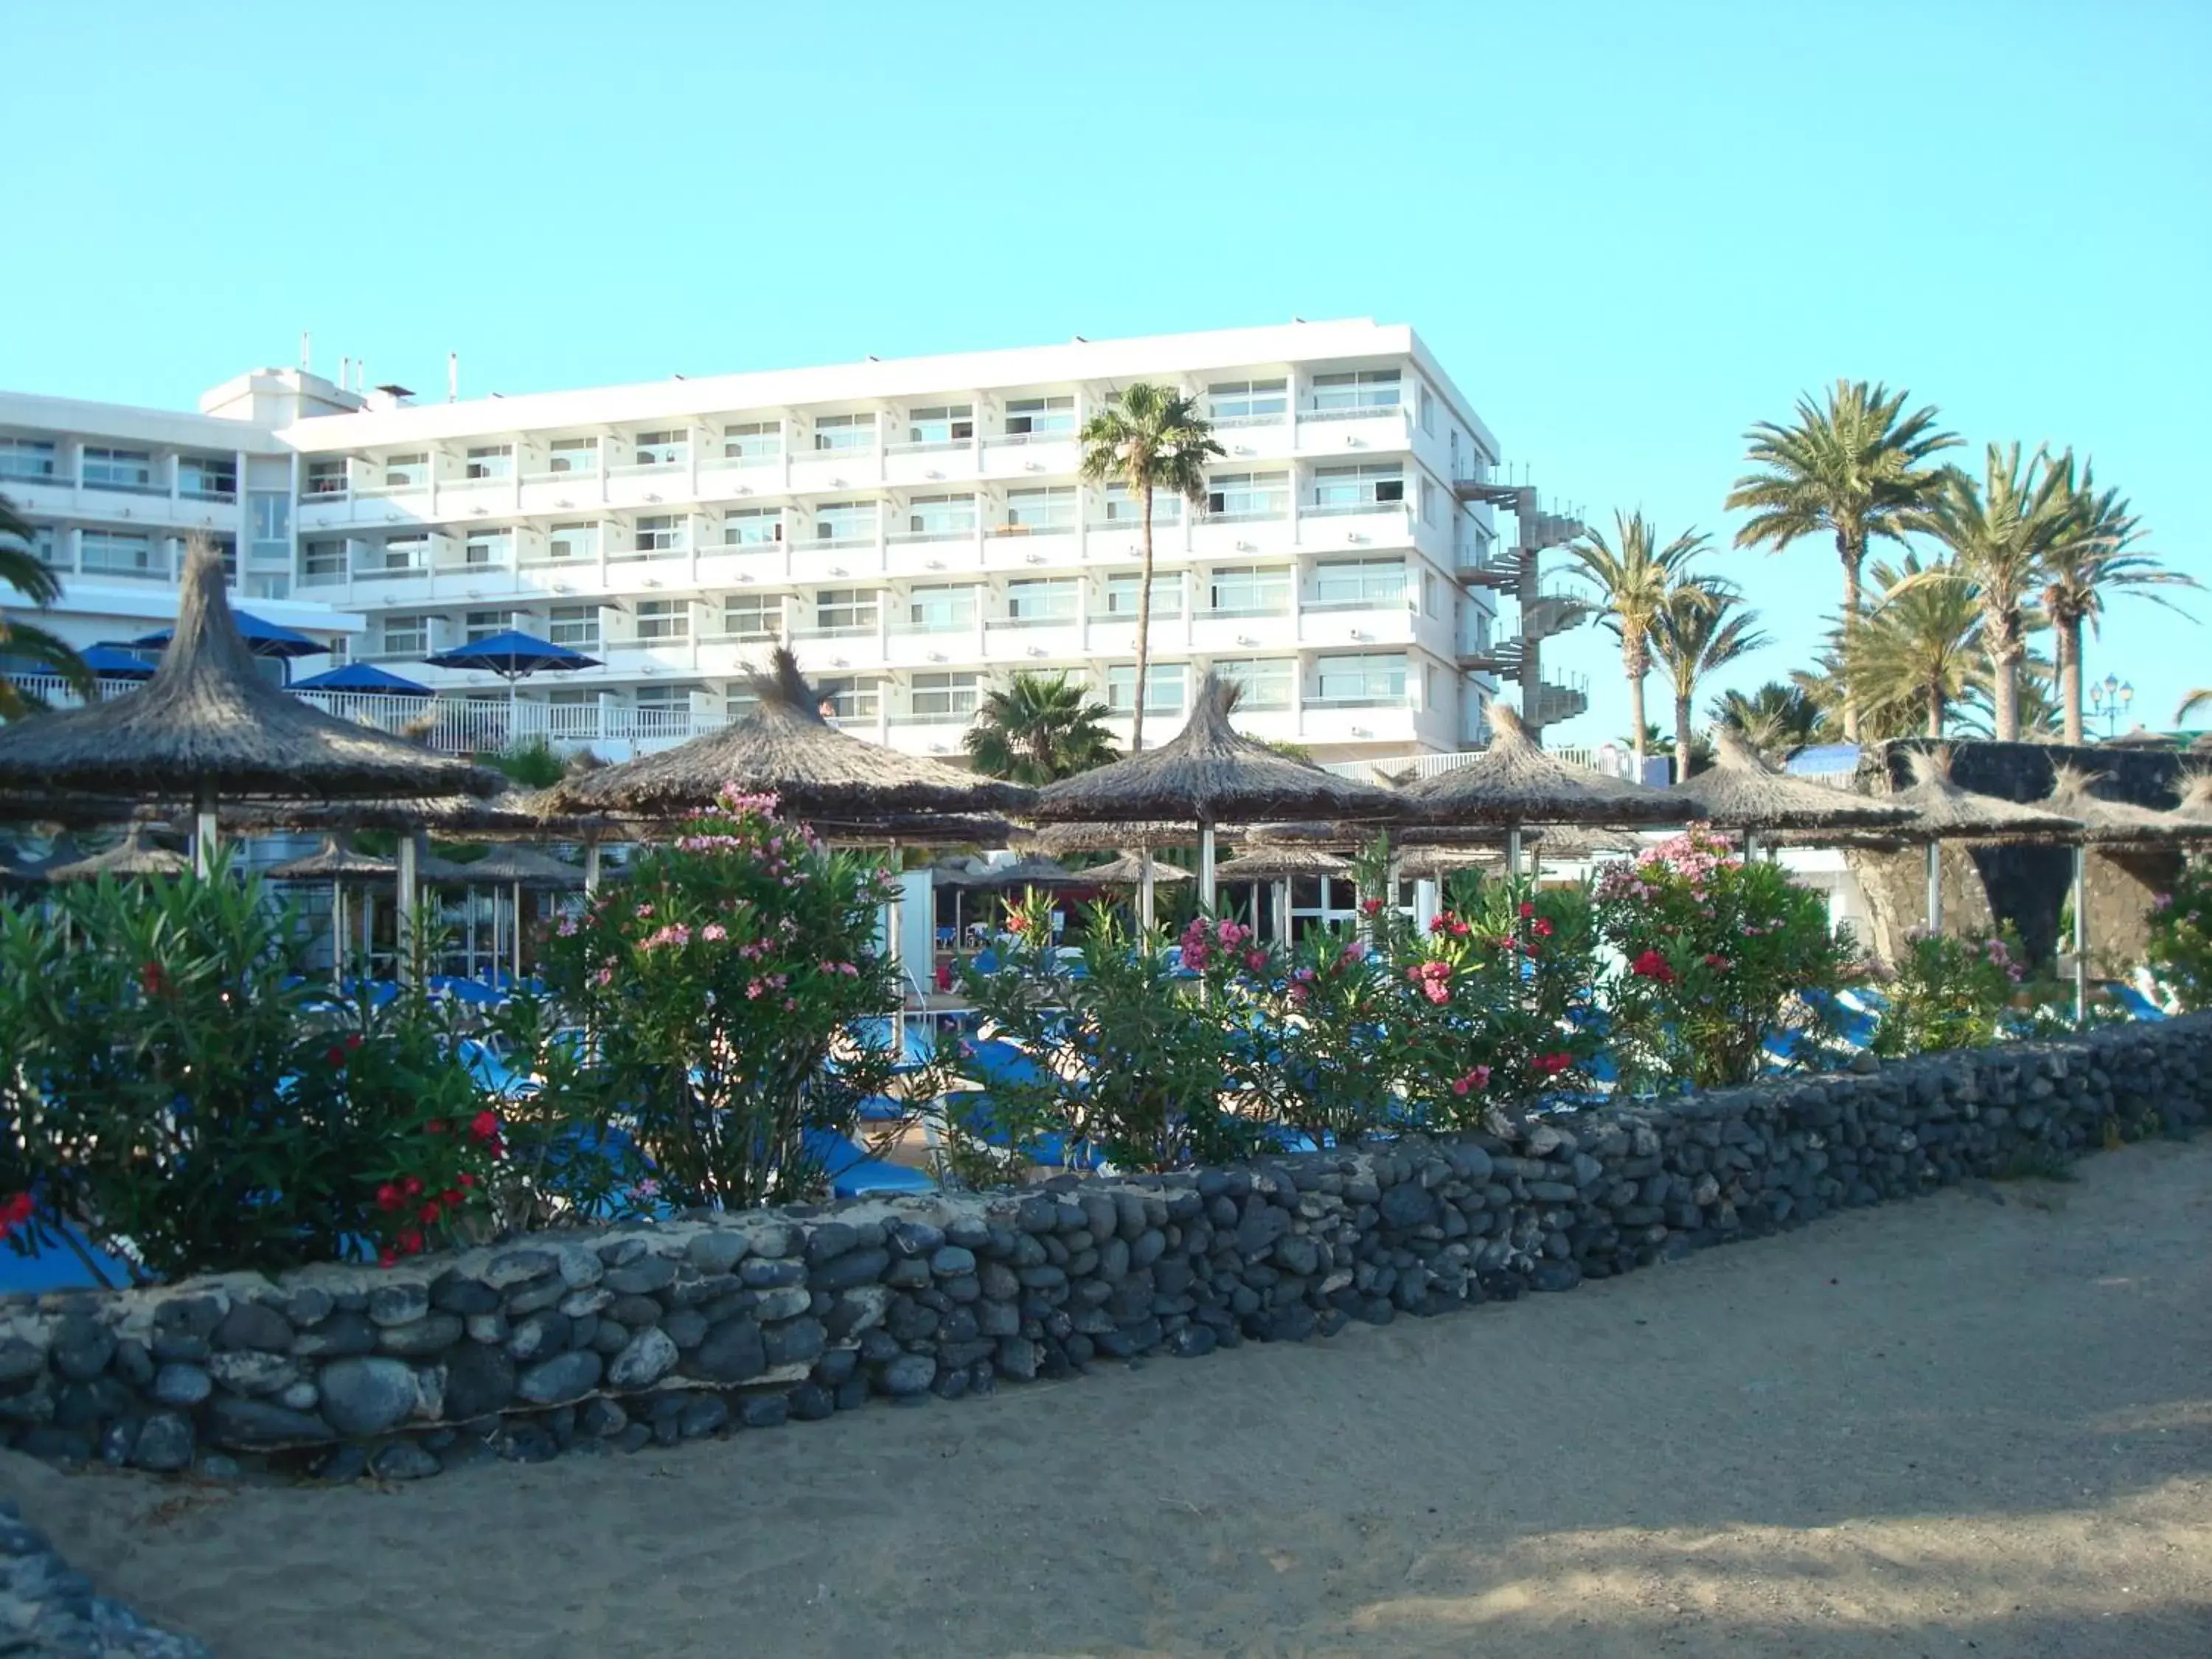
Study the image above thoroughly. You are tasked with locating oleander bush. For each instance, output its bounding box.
[1871,929,2024,1056]
[2147,861,2212,1013]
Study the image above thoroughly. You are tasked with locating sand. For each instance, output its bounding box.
[5,1138,2209,1658]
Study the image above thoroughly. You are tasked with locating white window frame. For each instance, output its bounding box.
[548,521,599,562]
[1004,577,1077,625]
[1211,657,1293,711]
[1312,652,1407,704]
[548,437,599,475]
[910,670,978,720]
[721,593,779,641]
[1104,572,1182,619]
[633,430,688,468]
[1004,485,1076,531]
[723,507,784,546]
[905,583,977,633]
[814,587,879,633]
[547,604,601,649]
[1206,378,1288,422]
[1204,470,1288,521]
[633,513,686,553]
[0,437,58,481]
[1003,395,1074,437]
[634,597,692,641]
[464,444,513,480]
[1310,558,1408,610]
[82,447,153,490]
[723,420,782,462]
[1105,662,1186,714]
[1204,565,1290,616]
[1310,369,1402,411]
[813,412,876,452]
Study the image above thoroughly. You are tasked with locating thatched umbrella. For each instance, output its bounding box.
[1667,729,1916,858]
[1401,703,1676,876]
[2039,763,2212,1022]
[931,855,1082,955]
[0,543,497,879]
[1032,675,1401,925]
[1214,844,1353,943]
[1871,750,2087,933]
[268,835,398,981]
[42,825,191,883]
[546,647,1033,822]
[1080,852,1195,888]
[1032,820,1200,857]
[2162,770,2212,832]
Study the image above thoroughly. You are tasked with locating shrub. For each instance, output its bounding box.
[1871,930,2023,1056]
[2147,862,2212,1012]
[0,864,502,1282]
[1248,925,1406,1147]
[957,903,1270,1172]
[536,787,932,1209]
[1593,829,1858,1088]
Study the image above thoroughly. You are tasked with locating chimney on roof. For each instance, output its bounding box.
[366,383,415,411]
[448,352,459,403]
[299,330,311,372]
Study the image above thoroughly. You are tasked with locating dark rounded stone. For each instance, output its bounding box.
[367,1281,431,1327]
[678,1396,729,1439]
[684,1318,766,1384]
[51,1318,114,1382]
[319,1357,419,1437]
[215,1301,295,1354]
[442,1343,518,1420]
[615,1422,654,1453]
[378,1314,465,1357]
[518,1351,602,1405]
[371,1441,442,1481]
[208,1396,333,1449]
[604,1253,678,1295]
[311,1444,370,1483]
[498,1422,561,1463]
[736,1392,788,1429]
[293,1310,378,1359]
[788,1382,836,1421]
[762,1318,827,1369]
[430,1273,503,1315]
[810,1248,891,1293]
[740,1257,806,1289]
[878,1354,935,1397]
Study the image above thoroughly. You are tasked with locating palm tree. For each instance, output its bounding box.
[1568,510,1710,779]
[1649,579,1769,777]
[2179,689,2212,724]
[2038,459,2195,743]
[0,493,91,720]
[1850,554,1984,738]
[1917,443,2076,741]
[1709,681,1822,759]
[1725,381,1960,740]
[1078,383,1222,751]
[962,669,1117,785]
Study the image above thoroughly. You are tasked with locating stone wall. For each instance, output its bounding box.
[5,1015,2210,1483]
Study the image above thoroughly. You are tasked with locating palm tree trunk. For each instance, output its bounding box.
[1673,689,1693,780]
[1926,681,1945,740]
[1624,632,1647,778]
[1837,529,1864,742]
[1130,482,1155,754]
[2056,615,2084,745]
[1991,631,2021,742]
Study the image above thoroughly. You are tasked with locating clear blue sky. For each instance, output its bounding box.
[5,0,2206,743]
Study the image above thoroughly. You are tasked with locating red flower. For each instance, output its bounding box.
[378,1248,399,1269]
[0,1192,35,1236]
[1359,897,1383,917]
[456,1172,477,1190]
[469,1110,501,1144]
[1630,948,1677,985]
[344,1033,364,1052]
[401,1175,424,1198]
[375,1182,403,1213]
[425,1119,447,1136]
[324,1045,347,1068]
[1533,918,1554,938]
[1532,1051,1573,1078]
[1703,953,1731,971]
[441,1187,463,1208]
[396,1228,425,1256]
[1518,902,1535,919]
[139,961,168,996]
[417,1200,442,1225]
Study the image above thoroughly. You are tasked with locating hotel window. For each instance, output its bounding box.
[1004,577,1076,624]
[1205,565,1290,615]
[1207,378,1287,421]
[1423,571,1440,616]
[1313,652,1406,703]
[1311,558,1406,608]
[79,529,156,574]
[1203,470,1287,519]
[0,437,57,481]
[1105,572,1182,619]
[1105,663,1185,714]
[18,524,58,567]
[463,529,512,567]
[723,420,782,462]
[465,609,520,643]
[1102,482,1182,524]
[635,598,692,641]
[1419,385,1437,434]
[722,686,760,723]
[910,670,978,720]
[905,493,976,538]
[813,500,877,544]
[1420,479,1441,525]
[814,587,878,633]
[380,615,429,656]
[548,521,599,561]
[179,456,237,499]
[464,444,512,480]
[304,458,348,496]
[1004,485,1075,530]
[633,430,687,467]
[905,404,973,445]
[547,604,601,649]
[906,583,976,632]
[634,513,685,552]
[379,535,428,571]
[722,593,779,641]
[817,675,880,720]
[1212,657,1292,711]
[1311,368,1401,411]
[1425,663,1440,709]
[82,447,153,490]
[548,437,598,474]
[1312,462,1405,508]
[300,539,345,580]
[635,684,695,732]
[723,507,784,546]
[1004,394,1074,437]
[812,412,875,452]
[381,453,429,488]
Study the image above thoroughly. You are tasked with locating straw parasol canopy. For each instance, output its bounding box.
[2163,769,2212,831]
[544,647,1033,824]
[1668,729,1916,836]
[1214,845,1354,882]
[1032,675,1401,827]
[417,844,586,888]
[809,813,1019,847]
[268,835,397,883]
[1396,846,1493,883]
[223,786,616,843]
[932,855,1083,890]
[1243,820,1360,849]
[1402,704,1676,828]
[2039,763,2199,844]
[1889,749,2087,842]
[1079,852,1194,886]
[41,825,191,883]
[1032,820,1202,855]
[0,543,499,810]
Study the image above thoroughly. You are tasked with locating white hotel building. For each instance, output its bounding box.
[1,321,1573,766]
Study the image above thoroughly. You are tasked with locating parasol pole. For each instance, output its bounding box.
[1273,876,1290,947]
[1138,847,1156,932]
[2073,842,2089,1026]
[192,784,218,877]
[396,833,419,986]
[512,879,524,984]
[886,839,905,1060]
[1197,818,1217,917]
[1504,821,1522,883]
[1924,840,1942,934]
[331,882,347,987]
[583,841,601,896]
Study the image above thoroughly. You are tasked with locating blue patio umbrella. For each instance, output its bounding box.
[291,662,435,697]
[135,611,326,661]
[79,644,158,681]
[422,629,601,723]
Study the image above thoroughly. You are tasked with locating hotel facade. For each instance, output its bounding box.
[1,321,1587,766]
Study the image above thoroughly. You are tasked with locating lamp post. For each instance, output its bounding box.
[2090,673,2134,739]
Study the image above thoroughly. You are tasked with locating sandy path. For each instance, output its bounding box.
[6,1139,2209,1658]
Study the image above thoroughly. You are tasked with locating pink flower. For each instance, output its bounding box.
[747,979,765,998]
[591,967,613,987]
[1244,949,1269,973]
[556,915,579,937]
[1451,1065,1491,1096]
[701,923,728,942]
[635,904,655,919]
